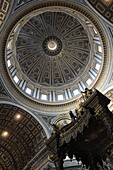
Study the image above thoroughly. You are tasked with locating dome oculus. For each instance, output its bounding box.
[15,12,90,86]
[48,40,57,51]
[42,36,62,56]
[6,9,103,103]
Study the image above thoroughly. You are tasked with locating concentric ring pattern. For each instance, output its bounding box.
[16,12,90,87]
[6,9,103,103]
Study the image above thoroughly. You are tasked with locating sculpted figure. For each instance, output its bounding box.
[81,88,93,99]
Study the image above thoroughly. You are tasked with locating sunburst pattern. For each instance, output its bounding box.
[6,9,103,103]
[16,12,90,87]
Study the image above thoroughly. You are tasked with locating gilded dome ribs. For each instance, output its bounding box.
[64,36,89,41]
[60,56,77,78]
[15,12,90,86]
[55,14,70,37]
[60,24,82,39]
[50,59,53,86]
[25,54,45,76]
[40,59,51,86]
[69,53,87,67]
[27,21,45,39]
[17,50,39,64]
[39,14,50,37]
[18,32,41,41]
[36,55,48,83]
[1,1,111,167]
[55,57,66,85]
[19,24,43,41]
[51,12,56,35]
[65,47,89,55]
[16,44,38,50]
[4,8,103,104]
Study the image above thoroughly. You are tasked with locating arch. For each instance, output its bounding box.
[0,100,50,139]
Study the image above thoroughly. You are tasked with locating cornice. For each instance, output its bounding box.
[0,0,111,113]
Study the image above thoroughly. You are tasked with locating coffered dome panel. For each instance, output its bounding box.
[0,1,110,113]
[85,0,113,25]
[5,7,104,105]
[16,12,90,87]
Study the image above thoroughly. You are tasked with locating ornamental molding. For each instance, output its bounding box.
[0,0,11,28]
[85,0,113,26]
[0,103,47,170]
[0,0,112,113]
[60,108,91,145]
